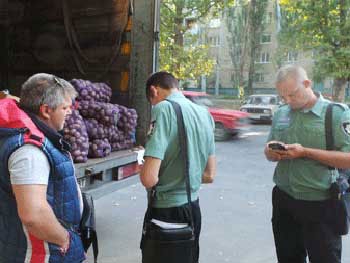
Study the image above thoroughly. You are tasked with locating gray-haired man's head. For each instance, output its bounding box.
[20,73,77,114]
[275,65,308,86]
[275,65,314,110]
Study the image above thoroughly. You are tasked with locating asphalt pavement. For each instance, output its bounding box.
[87,124,350,263]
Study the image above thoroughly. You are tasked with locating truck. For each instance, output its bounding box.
[0,0,160,199]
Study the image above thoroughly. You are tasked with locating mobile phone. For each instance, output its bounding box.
[268,142,287,151]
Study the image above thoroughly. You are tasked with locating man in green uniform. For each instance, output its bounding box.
[140,71,216,263]
[265,65,350,263]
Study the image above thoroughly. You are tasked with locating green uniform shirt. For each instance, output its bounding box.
[145,92,215,208]
[268,94,350,201]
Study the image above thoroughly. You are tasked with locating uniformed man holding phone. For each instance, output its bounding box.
[264,65,350,263]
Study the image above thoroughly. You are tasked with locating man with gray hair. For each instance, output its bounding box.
[264,65,350,263]
[0,73,85,262]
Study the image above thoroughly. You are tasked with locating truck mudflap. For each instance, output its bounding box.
[75,148,144,199]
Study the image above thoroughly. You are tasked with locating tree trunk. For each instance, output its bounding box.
[173,1,184,76]
[246,0,256,96]
[246,47,255,96]
[332,78,347,102]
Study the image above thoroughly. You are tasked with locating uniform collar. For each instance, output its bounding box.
[300,92,325,117]
[166,91,185,100]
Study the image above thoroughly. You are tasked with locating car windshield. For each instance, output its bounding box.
[247,96,277,105]
[191,96,214,107]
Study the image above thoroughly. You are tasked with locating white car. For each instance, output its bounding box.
[240,94,282,123]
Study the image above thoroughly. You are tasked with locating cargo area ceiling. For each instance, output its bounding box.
[0,0,131,77]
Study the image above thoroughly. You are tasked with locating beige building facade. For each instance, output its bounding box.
[200,0,334,96]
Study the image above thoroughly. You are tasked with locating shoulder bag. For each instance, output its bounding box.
[141,100,195,263]
[325,103,350,235]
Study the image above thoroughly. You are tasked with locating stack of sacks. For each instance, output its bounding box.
[63,109,89,163]
[64,79,137,160]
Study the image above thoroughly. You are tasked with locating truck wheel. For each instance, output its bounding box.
[215,123,230,141]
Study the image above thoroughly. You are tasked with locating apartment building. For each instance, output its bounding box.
[200,0,334,96]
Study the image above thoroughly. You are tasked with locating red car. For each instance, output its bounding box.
[182,91,250,141]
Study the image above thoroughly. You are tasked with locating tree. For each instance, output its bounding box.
[278,0,350,102]
[159,0,234,84]
[226,2,249,94]
[246,0,269,96]
[226,0,268,96]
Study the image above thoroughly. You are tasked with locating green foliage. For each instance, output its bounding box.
[278,0,350,81]
[159,0,235,83]
[226,2,249,90]
[226,0,268,96]
[160,42,215,80]
[237,85,245,100]
[161,0,235,20]
[246,0,269,95]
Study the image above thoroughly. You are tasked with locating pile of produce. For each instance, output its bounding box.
[88,138,111,158]
[79,101,120,126]
[63,109,89,163]
[63,79,138,162]
[113,106,137,151]
[70,79,112,103]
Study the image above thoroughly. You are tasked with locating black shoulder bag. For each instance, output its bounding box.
[325,103,350,235]
[141,100,195,263]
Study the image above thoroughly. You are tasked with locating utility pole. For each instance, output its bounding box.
[214,56,220,95]
[201,75,207,92]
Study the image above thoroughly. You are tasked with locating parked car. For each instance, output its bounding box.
[240,94,281,123]
[183,91,250,141]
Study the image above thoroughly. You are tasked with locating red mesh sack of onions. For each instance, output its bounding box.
[88,138,112,158]
[70,79,112,103]
[117,106,138,136]
[110,138,135,151]
[63,109,89,163]
[84,119,109,140]
[78,101,120,126]
[109,128,135,151]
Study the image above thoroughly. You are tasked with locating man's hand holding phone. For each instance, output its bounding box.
[264,141,287,162]
[265,141,306,162]
[268,142,287,151]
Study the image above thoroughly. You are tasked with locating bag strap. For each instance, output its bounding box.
[145,99,194,230]
[325,103,347,170]
[325,103,335,170]
[167,99,194,229]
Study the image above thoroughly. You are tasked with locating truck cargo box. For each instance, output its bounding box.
[0,0,158,196]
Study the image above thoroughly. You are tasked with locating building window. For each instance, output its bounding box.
[209,36,220,47]
[184,37,191,46]
[217,36,221,46]
[185,18,196,30]
[254,73,265,82]
[261,34,271,43]
[287,51,298,62]
[232,47,242,58]
[263,12,273,24]
[256,52,270,63]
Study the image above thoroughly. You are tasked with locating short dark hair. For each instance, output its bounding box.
[146,71,179,101]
